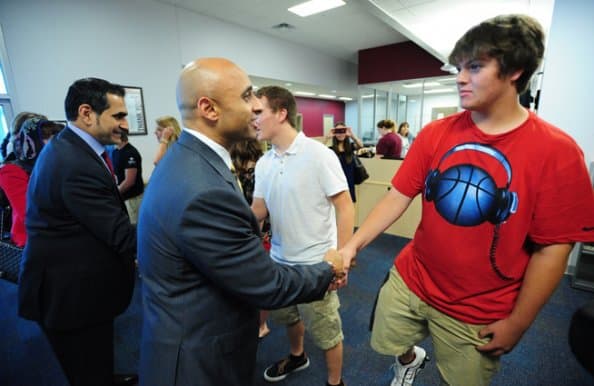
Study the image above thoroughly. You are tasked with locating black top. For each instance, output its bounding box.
[112,143,144,200]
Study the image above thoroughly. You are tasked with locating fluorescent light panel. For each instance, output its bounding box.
[403,81,441,88]
[288,0,346,17]
[318,94,336,99]
[424,88,456,94]
[338,97,353,101]
[294,91,316,96]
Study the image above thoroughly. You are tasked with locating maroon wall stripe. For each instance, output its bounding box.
[358,41,445,84]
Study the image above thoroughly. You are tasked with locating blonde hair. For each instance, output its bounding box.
[155,116,182,147]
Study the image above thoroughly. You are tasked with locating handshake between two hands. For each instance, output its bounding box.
[323,248,355,291]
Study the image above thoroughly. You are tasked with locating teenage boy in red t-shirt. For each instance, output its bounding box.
[341,14,594,386]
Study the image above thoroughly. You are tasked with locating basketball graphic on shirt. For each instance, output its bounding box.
[433,164,498,226]
[424,142,518,227]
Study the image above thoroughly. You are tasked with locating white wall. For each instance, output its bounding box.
[0,0,357,180]
[536,0,594,270]
[538,0,594,166]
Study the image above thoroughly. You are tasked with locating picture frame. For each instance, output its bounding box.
[123,86,147,135]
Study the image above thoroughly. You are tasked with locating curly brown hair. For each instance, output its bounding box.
[448,14,545,93]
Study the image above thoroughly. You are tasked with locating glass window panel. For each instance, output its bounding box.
[0,64,7,94]
[359,87,376,144]
[0,105,8,140]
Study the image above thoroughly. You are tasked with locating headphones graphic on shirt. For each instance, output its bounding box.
[424,143,518,226]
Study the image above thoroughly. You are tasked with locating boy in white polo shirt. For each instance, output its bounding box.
[251,86,354,386]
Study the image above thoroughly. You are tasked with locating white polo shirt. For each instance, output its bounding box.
[253,132,348,265]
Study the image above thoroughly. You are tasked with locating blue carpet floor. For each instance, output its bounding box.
[1,233,593,385]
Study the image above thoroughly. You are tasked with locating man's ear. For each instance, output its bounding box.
[197,96,219,122]
[277,108,288,124]
[77,104,95,126]
[509,69,524,83]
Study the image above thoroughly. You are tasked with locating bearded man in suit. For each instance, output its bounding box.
[19,78,138,386]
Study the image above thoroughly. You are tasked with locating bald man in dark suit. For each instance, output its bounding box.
[137,58,345,386]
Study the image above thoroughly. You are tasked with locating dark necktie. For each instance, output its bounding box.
[101,151,116,182]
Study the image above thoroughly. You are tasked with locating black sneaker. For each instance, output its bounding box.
[263,354,310,382]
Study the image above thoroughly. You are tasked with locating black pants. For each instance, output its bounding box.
[41,321,114,386]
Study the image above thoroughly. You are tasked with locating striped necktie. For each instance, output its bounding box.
[230,165,243,193]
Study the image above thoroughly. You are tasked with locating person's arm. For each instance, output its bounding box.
[340,188,413,268]
[251,197,269,223]
[179,188,336,309]
[62,161,136,259]
[153,126,174,166]
[346,127,363,149]
[118,168,137,195]
[476,243,573,356]
[330,190,355,249]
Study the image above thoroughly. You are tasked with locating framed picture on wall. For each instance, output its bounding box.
[123,86,147,135]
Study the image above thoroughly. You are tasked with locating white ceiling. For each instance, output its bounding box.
[156,0,556,98]
[160,0,408,63]
[364,0,555,62]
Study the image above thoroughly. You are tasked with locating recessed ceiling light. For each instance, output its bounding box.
[318,94,336,99]
[285,83,293,87]
[294,91,316,96]
[361,94,375,99]
[338,97,353,101]
[288,0,346,17]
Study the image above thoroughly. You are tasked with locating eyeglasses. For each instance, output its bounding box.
[333,128,346,134]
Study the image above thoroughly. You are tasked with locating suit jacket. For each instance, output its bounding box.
[18,128,136,330]
[138,132,334,386]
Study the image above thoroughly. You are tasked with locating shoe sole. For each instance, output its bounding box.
[263,358,310,382]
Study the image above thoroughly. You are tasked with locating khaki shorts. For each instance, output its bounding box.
[271,291,343,351]
[371,266,500,386]
[125,193,143,225]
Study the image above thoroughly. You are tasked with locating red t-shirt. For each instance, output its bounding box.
[376,132,402,159]
[392,110,594,324]
[0,163,29,247]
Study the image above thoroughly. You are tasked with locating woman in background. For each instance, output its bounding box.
[153,116,181,166]
[1,111,47,162]
[329,121,363,203]
[397,121,415,158]
[0,118,63,246]
[375,119,402,159]
[230,137,272,338]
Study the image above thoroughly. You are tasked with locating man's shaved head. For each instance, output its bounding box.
[175,57,262,148]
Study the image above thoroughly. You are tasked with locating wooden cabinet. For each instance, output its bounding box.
[355,158,421,239]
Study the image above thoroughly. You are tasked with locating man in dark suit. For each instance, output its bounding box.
[18,78,138,386]
[137,57,344,386]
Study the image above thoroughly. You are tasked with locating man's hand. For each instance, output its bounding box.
[324,249,347,290]
[476,317,528,356]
